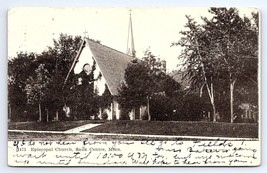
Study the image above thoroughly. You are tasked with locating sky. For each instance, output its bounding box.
[8,7,257,71]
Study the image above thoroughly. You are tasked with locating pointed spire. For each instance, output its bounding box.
[126,9,136,57]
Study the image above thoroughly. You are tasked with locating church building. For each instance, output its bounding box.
[64,12,146,120]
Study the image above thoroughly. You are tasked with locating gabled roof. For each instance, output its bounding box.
[85,38,133,95]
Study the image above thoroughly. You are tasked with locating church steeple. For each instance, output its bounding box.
[126,10,136,58]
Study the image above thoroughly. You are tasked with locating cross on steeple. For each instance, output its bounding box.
[126,9,136,58]
[83,30,88,38]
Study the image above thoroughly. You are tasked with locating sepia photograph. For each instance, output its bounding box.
[7,7,260,166]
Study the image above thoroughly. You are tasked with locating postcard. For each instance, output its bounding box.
[8,7,260,166]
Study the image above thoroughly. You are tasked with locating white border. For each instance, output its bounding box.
[1,0,266,172]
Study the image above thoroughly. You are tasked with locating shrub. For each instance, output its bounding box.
[119,108,130,120]
[101,111,108,120]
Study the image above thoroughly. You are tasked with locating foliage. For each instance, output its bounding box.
[65,59,112,120]
[98,84,113,109]
[173,14,220,121]
[8,34,84,121]
[117,51,182,121]
[172,8,259,123]
[25,64,51,105]
[24,64,51,121]
[8,53,36,89]
[8,53,38,121]
[117,61,151,110]
[119,108,131,120]
[66,73,98,120]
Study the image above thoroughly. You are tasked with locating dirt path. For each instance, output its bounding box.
[64,124,101,133]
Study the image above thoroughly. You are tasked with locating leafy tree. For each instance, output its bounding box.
[39,34,83,120]
[117,61,152,119]
[8,53,37,89]
[8,52,37,121]
[173,15,219,122]
[25,64,51,121]
[202,8,259,122]
[98,84,113,111]
[118,51,181,121]
[53,33,83,73]
[8,34,83,121]
[174,91,204,121]
[173,8,258,123]
[173,8,258,122]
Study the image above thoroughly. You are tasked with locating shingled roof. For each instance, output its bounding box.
[85,38,133,96]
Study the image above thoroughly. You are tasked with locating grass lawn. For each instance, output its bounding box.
[8,120,259,139]
[8,132,198,141]
[8,120,106,131]
[83,120,259,138]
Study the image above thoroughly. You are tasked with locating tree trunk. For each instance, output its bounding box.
[210,82,216,122]
[38,103,42,122]
[8,103,12,122]
[199,84,205,98]
[230,80,236,123]
[195,39,217,122]
[147,96,151,121]
[205,81,216,122]
[55,110,59,121]
[46,108,49,122]
[211,102,216,122]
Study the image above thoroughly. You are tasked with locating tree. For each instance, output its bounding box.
[8,34,84,121]
[172,15,219,122]
[39,34,83,120]
[117,51,180,121]
[202,8,259,122]
[117,61,152,120]
[98,84,113,114]
[173,8,259,123]
[149,76,182,121]
[25,64,51,122]
[8,52,37,121]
